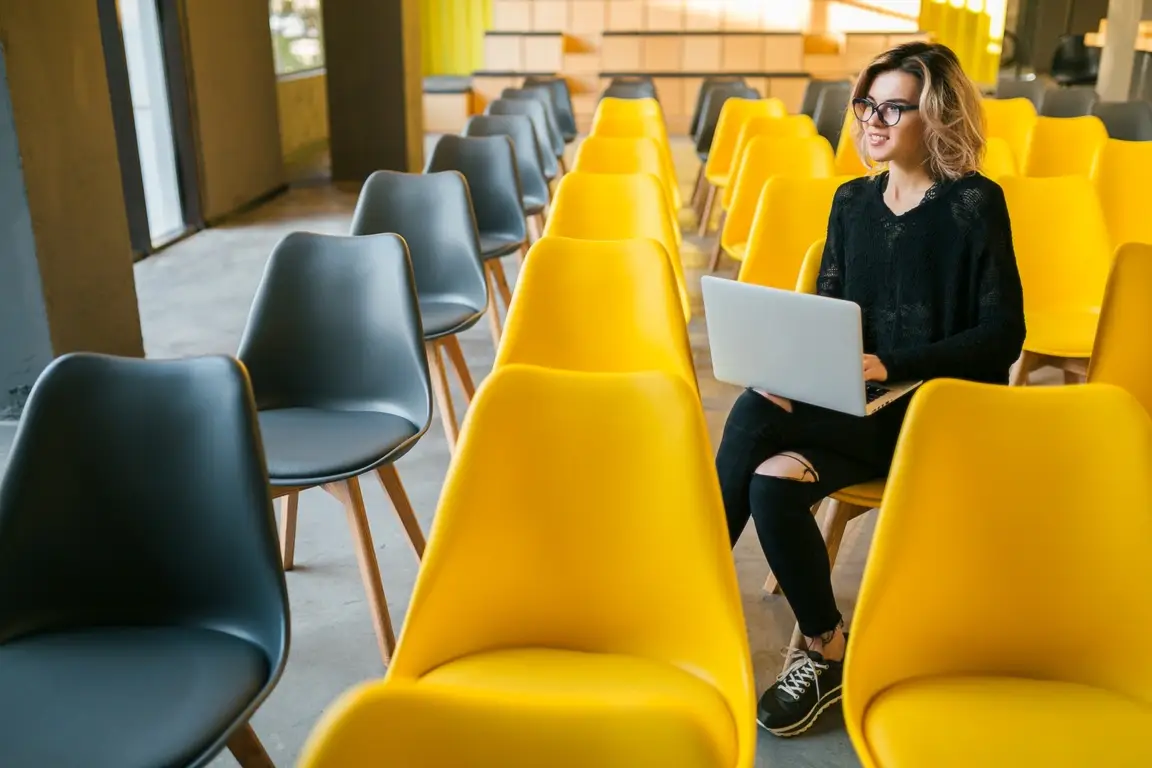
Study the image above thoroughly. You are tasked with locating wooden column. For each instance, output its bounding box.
[1098,0,1143,101]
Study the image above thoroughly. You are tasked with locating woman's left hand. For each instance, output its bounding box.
[863,354,889,382]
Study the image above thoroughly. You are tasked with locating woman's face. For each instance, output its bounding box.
[860,69,925,166]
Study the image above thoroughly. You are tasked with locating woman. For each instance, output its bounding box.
[716,42,1026,737]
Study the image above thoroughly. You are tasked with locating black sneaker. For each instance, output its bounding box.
[756,648,844,737]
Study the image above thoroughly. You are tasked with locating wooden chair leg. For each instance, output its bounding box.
[279,493,298,571]
[690,164,706,208]
[1010,350,1039,386]
[324,477,397,665]
[490,258,514,310]
[484,264,503,349]
[708,235,725,273]
[820,498,865,569]
[227,723,275,768]
[377,464,426,558]
[441,335,476,406]
[426,341,459,450]
[697,185,717,236]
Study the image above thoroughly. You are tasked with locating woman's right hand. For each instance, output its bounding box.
[754,389,793,412]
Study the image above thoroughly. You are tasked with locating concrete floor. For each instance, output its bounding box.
[3,138,874,766]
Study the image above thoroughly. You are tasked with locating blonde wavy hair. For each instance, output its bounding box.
[851,42,985,180]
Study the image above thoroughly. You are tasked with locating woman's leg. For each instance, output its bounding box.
[715,390,794,547]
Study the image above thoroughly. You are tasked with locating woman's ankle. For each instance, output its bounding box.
[806,624,846,662]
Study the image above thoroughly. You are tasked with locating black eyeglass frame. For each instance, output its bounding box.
[852,97,920,127]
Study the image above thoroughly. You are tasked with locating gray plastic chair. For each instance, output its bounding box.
[464,114,549,219]
[524,75,577,142]
[1041,86,1098,117]
[349,171,489,441]
[609,75,658,100]
[237,232,432,665]
[0,353,289,768]
[502,86,565,161]
[691,83,759,212]
[487,98,559,179]
[813,82,853,150]
[802,78,852,119]
[1094,100,1152,141]
[689,77,746,139]
[602,82,656,101]
[996,78,1047,110]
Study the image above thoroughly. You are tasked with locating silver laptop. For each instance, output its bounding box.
[701,276,920,417]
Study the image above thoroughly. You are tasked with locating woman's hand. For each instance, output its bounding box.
[754,389,793,412]
[863,354,889,382]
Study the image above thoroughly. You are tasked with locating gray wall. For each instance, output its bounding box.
[183,0,285,221]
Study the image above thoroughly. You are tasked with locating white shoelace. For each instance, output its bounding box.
[775,648,828,700]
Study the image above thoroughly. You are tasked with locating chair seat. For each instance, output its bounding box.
[380,648,738,767]
[480,234,525,261]
[831,478,885,509]
[524,195,547,216]
[259,408,419,485]
[421,299,483,339]
[723,241,747,262]
[863,675,1152,767]
[704,171,730,188]
[0,627,268,768]
[1023,308,1100,358]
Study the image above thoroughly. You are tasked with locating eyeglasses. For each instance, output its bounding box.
[852,98,919,127]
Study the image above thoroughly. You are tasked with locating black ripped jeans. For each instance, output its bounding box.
[716,389,906,638]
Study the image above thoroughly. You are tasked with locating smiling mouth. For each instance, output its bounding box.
[867,134,890,145]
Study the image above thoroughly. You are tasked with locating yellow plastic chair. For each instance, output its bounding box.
[1001,175,1113,384]
[545,172,691,321]
[844,379,1152,768]
[981,97,1036,168]
[795,237,825,293]
[592,96,665,129]
[1091,138,1152,249]
[1021,115,1107,177]
[572,136,682,242]
[494,237,696,392]
[298,366,757,768]
[980,136,1016,180]
[1088,242,1152,415]
[721,115,820,211]
[699,98,786,234]
[735,176,850,287]
[714,138,836,271]
[588,115,679,209]
[835,109,870,176]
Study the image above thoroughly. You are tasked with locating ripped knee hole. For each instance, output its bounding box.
[754,452,819,482]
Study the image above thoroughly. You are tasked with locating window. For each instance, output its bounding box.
[270,0,324,76]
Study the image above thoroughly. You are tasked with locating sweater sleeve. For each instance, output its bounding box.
[816,191,846,299]
[878,185,1026,383]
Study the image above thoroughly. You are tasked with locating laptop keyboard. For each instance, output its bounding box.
[865,383,889,403]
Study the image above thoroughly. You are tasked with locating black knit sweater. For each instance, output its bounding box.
[817,172,1026,385]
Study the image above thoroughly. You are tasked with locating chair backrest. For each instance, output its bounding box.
[1089,242,1152,416]
[981,97,1037,167]
[463,114,550,207]
[1022,115,1107,177]
[523,75,576,136]
[238,232,432,432]
[586,115,677,203]
[501,87,564,156]
[0,353,289,668]
[425,134,527,244]
[1091,137,1152,249]
[721,136,836,252]
[812,81,853,148]
[844,380,1152,749]
[723,115,820,209]
[704,98,784,180]
[1050,33,1100,85]
[995,77,1047,110]
[737,176,849,288]
[834,108,869,175]
[545,172,690,321]
[486,98,559,177]
[690,76,745,138]
[387,365,755,762]
[695,83,760,154]
[1000,175,1113,314]
[572,135,677,214]
[495,237,695,390]
[606,76,658,100]
[980,136,1017,180]
[1093,100,1152,141]
[801,78,850,118]
[349,170,488,312]
[593,96,664,128]
[795,237,826,293]
[1039,85,1098,117]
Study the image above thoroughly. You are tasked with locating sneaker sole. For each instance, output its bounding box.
[757,689,842,738]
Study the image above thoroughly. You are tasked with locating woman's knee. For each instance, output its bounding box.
[748,472,821,528]
[755,452,819,482]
